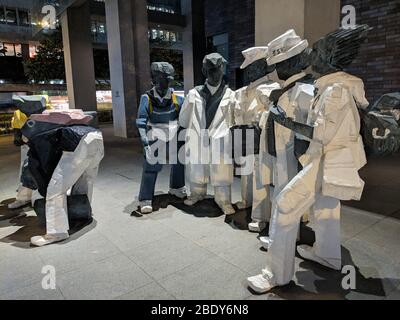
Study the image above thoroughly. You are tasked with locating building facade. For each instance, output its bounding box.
[341,0,400,104]
[204,0,255,89]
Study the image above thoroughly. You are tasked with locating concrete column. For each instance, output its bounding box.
[255,0,341,47]
[61,1,97,111]
[182,0,206,93]
[304,0,341,45]
[105,0,151,138]
[132,0,152,96]
[255,0,305,46]
[21,44,29,60]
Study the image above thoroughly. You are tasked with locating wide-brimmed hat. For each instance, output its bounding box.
[267,29,308,65]
[240,46,269,69]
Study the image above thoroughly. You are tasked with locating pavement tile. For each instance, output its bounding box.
[158,256,252,300]
[126,233,214,280]
[57,254,153,300]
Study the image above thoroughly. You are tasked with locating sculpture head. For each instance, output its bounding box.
[311,25,370,76]
[266,29,310,81]
[240,47,275,85]
[202,53,227,87]
[151,62,175,97]
[274,48,312,80]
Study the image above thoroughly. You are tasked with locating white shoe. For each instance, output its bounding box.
[248,220,266,233]
[31,233,69,247]
[8,200,30,210]
[259,236,272,250]
[221,204,236,216]
[140,200,153,214]
[297,245,342,271]
[236,201,251,210]
[169,187,187,199]
[184,195,205,206]
[247,274,275,294]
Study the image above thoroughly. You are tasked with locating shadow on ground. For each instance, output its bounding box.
[0,198,97,249]
[258,245,397,300]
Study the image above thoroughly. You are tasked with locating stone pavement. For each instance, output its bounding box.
[0,125,400,300]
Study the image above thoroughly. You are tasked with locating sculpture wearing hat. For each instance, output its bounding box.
[247,25,370,293]
[20,109,104,247]
[256,29,315,247]
[179,53,236,215]
[231,47,281,232]
[136,62,186,214]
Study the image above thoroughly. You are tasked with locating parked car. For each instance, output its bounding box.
[360,92,400,156]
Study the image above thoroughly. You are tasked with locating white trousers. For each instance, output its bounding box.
[264,159,341,286]
[45,132,104,235]
[240,155,272,223]
[16,145,33,202]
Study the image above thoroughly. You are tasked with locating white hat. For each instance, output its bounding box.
[267,29,308,65]
[240,47,269,69]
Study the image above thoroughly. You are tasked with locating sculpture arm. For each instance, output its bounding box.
[136,95,151,147]
[270,105,314,139]
[179,92,194,129]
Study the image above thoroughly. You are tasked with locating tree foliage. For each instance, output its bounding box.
[23,30,66,82]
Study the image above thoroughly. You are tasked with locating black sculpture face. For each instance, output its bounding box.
[205,66,225,87]
[275,48,312,81]
[202,53,227,87]
[153,72,174,96]
[243,59,275,86]
[151,62,175,97]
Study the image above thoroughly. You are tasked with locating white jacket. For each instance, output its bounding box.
[179,86,236,186]
[302,71,368,201]
[273,72,314,194]
[234,77,281,126]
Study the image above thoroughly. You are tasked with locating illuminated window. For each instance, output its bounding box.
[148,27,182,44]
[1,43,23,57]
[29,45,37,58]
[98,23,106,34]
[14,44,21,57]
[147,0,181,14]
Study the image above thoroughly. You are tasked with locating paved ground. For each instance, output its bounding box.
[0,125,400,300]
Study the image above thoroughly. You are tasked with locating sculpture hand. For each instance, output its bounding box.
[144,145,152,160]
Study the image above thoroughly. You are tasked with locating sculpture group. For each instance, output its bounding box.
[7,25,376,294]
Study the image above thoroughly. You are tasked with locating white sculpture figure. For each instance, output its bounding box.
[7,95,47,210]
[247,25,370,293]
[179,53,236,215]
[232,47,280,232]
[259,30,315,247]
[20,110,105,246]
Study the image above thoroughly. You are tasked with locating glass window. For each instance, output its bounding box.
[5,8,17,25]
[4,43,15,56]
[29,45,37,58]
[18,9,30,26]
[209,33,229,62]
[98,23,106,34]
[14,44,21,57]
[0,8,5,24]
[91,21,97,34]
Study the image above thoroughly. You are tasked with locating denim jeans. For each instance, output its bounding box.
[138,141,185,202]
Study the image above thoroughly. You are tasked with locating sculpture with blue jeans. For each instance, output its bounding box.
[136,62,187,214]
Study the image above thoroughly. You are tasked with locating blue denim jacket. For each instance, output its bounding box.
[136,89,184,146]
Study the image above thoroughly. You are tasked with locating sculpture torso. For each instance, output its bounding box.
[196,82,228,129]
